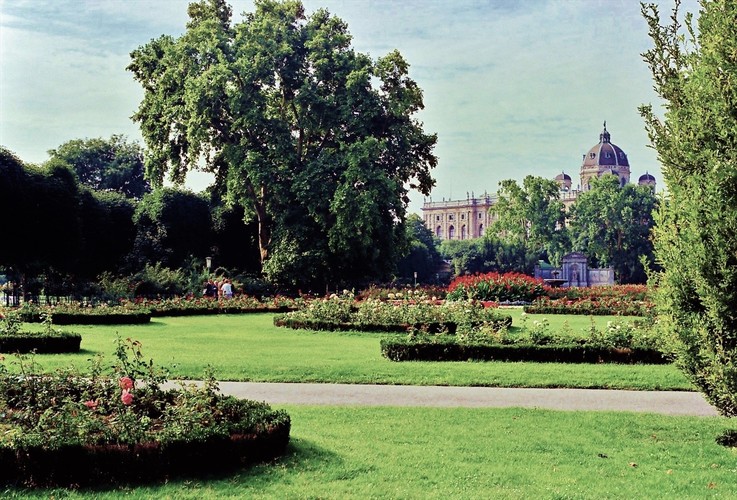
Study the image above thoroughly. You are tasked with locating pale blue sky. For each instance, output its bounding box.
[0,0,698,213]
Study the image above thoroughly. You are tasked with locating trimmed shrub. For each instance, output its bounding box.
[380,337,669,364]
[0,332,81,354]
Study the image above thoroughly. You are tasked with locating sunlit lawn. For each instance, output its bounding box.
[7,406,735,499]
[19,310,692,391]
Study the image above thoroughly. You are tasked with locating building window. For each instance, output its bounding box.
[448,214,454,221]
[435,215,441,221]
[436,226,442,238]
[448,225,455,239]
[461,225,466,239]
[478,212,483,219]
[461,214,465,220]
[479,223,484,236]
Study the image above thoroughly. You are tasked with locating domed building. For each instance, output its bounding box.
[423,122,656,240]
[580,122,630,191]
[638,171,656,188]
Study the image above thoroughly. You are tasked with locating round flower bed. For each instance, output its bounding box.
[0,339,290,488]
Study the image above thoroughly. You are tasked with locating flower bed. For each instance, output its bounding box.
[381,317,669,364]
[446,272,546,302]
[524,296,651,316]
[137,295,300,317]
[0,312,81,353]
[380,336,668,364]
[10,303,152,325]
[0,339,290,487]
[275,296,512,333]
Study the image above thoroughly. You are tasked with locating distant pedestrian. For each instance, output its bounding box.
[221,279,234,299]
[203,279,217,298]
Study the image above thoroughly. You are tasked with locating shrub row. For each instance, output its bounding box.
[151,305,293,317]
[0,332,81,353]
[273,315,512,334]
[380,337,669,364]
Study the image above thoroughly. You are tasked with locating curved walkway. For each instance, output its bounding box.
[175,382,719,416]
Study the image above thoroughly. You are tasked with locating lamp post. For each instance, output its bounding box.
[413,271,417,288]
[205,256,212,272]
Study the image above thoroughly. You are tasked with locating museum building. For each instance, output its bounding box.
[421,123,657,240]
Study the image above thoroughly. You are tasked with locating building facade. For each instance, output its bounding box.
[422,193,497,240]
[422,123,655,240]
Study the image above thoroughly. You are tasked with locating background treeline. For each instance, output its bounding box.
[0,142,261,298]
[0,139,441,298]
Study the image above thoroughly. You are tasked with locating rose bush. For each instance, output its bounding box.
[446,272,546,302]
[0,338,290,487]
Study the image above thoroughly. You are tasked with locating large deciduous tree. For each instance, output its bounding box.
[568,175,656,284]
[640,0,737,416]
[490,175,568,272]
[48,135,150,199]
[128,0,436,287]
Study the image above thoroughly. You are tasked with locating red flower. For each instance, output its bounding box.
[83,400,98,410]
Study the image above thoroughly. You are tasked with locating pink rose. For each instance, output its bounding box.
[119,376,134,390]
[121,389,134,406]
[84,400,98,410]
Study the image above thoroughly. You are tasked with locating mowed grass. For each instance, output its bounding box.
[7,406,736,499]
[20,310,692,391]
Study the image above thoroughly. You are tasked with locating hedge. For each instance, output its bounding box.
[273,315,513,334]
[523,305,647,317]
[18,311,151,325]
[0,417,290,487]
[150,306,294,317]
[0,332,81,354]
[380,337,669,364]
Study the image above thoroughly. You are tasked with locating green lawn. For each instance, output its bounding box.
[7,406,734,499]
[19,311,692,391]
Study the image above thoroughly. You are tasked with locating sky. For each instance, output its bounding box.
[0,0,699,214]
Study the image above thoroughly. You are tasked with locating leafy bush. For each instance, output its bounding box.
[446,272,545,302]
[0,338,290,487]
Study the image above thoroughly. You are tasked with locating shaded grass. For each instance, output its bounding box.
[6,406,736,499]
[20,312,691,391]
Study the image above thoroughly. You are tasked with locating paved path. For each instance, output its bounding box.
[170,382,720,416]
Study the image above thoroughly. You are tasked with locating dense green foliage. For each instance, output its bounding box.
[128,0,437,287]
[0,148,136,287]
[491,175,569,268]
[47,135,150,199]
[640,1,737,416]
[569,175,657,284]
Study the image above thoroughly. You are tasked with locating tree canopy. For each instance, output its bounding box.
[640,0,737,416]
[490,175,568,271]
[128,0,437,288]
[569,175,656,284]
[48,135,150,199]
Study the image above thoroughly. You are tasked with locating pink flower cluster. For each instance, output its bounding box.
[119,376,134,405]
